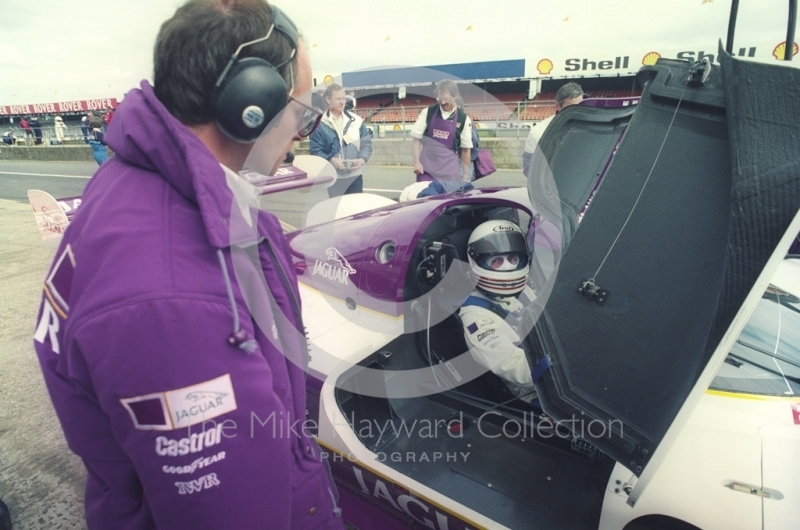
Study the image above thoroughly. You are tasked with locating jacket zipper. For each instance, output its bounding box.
[260,236,305,348]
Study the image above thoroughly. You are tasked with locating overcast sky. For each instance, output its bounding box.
[1,0,797,104]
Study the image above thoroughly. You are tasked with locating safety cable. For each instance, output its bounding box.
[588,86,687,283]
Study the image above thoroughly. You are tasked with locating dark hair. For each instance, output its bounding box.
[323,84,344,99]
[153,0,297,125]
[555,82,584,107]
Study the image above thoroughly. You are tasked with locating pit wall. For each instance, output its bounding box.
[0,138,526,170]
[297,138,526,169]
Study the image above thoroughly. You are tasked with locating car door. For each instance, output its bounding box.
[523,48,800,499]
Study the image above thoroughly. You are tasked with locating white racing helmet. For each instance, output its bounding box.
[467,220,530,296]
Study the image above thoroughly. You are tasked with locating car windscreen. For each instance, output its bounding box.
[711,289,800,396]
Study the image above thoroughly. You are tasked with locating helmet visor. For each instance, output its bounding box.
[469,229,527,258]
[481,252,528,271]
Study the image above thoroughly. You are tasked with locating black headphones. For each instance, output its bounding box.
[210,6,298,143]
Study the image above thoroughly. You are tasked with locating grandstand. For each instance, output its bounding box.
[335,60,641,129]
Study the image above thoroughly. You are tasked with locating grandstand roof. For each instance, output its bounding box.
[342,59,526,89]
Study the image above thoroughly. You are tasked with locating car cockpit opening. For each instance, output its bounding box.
[331,198,613,529]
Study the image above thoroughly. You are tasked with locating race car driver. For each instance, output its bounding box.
[459,220,537,402]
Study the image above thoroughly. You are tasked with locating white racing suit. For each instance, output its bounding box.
[458,288,537,403]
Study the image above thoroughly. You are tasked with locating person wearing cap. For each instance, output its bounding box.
[459,220,537,403]
[522,82,585,176]
[32,1,341,528]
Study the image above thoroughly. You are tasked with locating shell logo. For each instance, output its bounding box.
[536,59,553,75]
[393,125,401,131]
[474,122,481,129]
[323,75,335,87]
[772,41,799,60]
[642,51,661,66]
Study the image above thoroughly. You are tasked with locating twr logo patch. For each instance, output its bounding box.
[120,374,237,431]
[175,472,221,495]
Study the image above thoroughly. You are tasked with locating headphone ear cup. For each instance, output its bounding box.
[211,57,288,143]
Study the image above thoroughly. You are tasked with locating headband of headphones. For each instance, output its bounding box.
[211,6,298,143]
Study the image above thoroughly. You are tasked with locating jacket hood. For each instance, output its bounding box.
[105,81,237,249]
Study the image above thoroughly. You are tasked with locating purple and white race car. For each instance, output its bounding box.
[27,45,800,530]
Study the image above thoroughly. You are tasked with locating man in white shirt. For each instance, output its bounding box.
[522,82,585,176]
[411,79,473,191]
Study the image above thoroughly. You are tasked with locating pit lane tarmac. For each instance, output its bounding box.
[0,197,86,530]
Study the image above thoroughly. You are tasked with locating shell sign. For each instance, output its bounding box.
[642,52,661,66]
[323,75,335,87]
[772,41,799,60]
[536,59,553,75]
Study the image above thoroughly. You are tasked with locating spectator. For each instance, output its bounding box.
[29,116,43,145]
[32,1,340,528]
[53,115,67,144]
[2,129,15,145]
[411,79,473,192]
[309,83,373,197]
[102,105,115,130]
[21,116,32,139]
[80,113,90,143]
[88,117,107,165]
[460,220,537,402]
[522,82,585,175]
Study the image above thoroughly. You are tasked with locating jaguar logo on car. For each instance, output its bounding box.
[312,247,356,285]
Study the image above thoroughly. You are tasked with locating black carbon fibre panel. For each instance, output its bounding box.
[451,425,561,505]
[382,398,613,530]
[527,52,800,474]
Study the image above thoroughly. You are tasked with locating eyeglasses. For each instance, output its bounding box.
[481,253,528,271]
[217,6,323,137]
[289,95,323,138]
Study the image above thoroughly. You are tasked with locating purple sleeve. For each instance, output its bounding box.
[73,298,295,529]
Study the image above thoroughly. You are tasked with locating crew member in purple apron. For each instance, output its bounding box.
[411,79,473,193]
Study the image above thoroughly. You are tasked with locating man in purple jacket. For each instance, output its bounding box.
[32,1,341,528]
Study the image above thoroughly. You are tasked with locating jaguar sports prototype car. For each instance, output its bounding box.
[27,48,800,530]
[286,50,800,530]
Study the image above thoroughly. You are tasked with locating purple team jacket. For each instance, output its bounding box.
[32,81,344,530]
